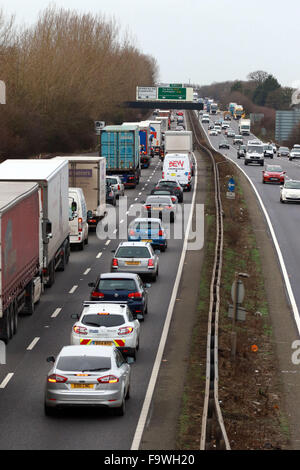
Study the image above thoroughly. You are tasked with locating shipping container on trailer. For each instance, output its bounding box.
[122,122,152,168]
[0,159,70,288]
[54,156,106,228]
[0,182,43,343]
[100,125,140,188]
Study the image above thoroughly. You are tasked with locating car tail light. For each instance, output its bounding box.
[91,291,104,299]
[158,230,163,236]
[48,374,68,383]
[118,184,120,190]
[129,229,135,236]
[171,197,176,203]
[112,258,118,267]
[118,326,133,335]
[176,186,181,190]
[97,375,119,384]
[166,205,172,209]
[78,217,83,232]
[148,259,154,267]
[73,325,88,335]
[128,292,142,299]
[145,205,151,210]
[162,172,164,179]
[188,172,191,180]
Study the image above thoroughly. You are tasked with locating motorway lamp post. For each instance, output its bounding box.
[231,272,249,359]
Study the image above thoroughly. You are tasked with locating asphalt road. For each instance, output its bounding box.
[200,113,300,329]
[0,127,198,450]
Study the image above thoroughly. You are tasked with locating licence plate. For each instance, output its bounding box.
[71,384,94,389]
[92,341,113,345]
[152,207,161,210]
[125,261,140,265]
[170,173,176,176]
[142,239,152,243]
[270,178,278,181]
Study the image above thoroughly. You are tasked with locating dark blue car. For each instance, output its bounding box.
[128,218,168,252]
[89,273,149,321]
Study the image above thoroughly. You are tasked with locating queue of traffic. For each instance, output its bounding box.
[43,110,194,417]
[199,104,300,204]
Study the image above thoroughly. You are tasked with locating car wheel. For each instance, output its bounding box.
[44,404,56,417]
[125,383,130,400]
[280,197,284,203]
[114,395,126,416]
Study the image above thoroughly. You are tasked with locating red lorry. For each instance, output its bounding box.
[0,182,42,343]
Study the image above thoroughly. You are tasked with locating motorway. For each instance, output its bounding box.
[199,113,300,331]
[0,135,199,450]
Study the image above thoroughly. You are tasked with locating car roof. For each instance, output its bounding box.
[117,241,151,248]
[59,345,115,357]
[81,302,128,316]
[131,217,162,224]
[146,195,172,200]
[100,272,139,280]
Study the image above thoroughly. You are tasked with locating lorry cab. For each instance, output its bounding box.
[162,153,192,191]
[68,187,89,250]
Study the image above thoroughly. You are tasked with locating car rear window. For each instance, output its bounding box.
[57,356,111,372]
[98,279,137,291]
[146,197,171,204]
[133,222,161,231]
[81,314,125,327]
[116,246,151,258]
[107,178,117,184]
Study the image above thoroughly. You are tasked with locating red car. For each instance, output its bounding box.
[262,165,286,184]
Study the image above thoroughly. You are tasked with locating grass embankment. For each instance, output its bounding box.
[176,151,289,450]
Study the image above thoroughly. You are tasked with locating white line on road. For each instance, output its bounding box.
[83,268,91,275]
[69,285,78,294]
[105,240,111,246]
[51,307,62,318]
[120,219,124,224]
[131,153,198,450]
[96,252,102,259]
[27,337,40,350]
[0,373,14,389]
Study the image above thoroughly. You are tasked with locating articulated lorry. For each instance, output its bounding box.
[210,102,218,114]
[100,125,140,188]
[164,130,195,176]
[0,159,70,288]
[0,182,43,343]
[55,156,106,227]
[122,122,152,169]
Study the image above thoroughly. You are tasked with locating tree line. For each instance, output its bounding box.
[196,71,296,143]
[0,7,158,157]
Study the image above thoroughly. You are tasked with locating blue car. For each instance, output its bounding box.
[128,218,168,252]
[89,273,149,321]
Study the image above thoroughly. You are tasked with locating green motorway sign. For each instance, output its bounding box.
[157,87,187,100]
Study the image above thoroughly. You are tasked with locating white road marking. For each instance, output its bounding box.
[83,268,91,275]
[105,240,111,246]
[0,373,14,389]
[120,219,124,224]
[51,307,62,318]
[69,285,78,294]
[96,252,102,259]
[131,153,198,450]
[27,337,40,350]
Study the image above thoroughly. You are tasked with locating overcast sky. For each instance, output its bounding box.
[2,0,299,88]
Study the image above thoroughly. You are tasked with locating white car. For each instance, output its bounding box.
[289,148,300,161]
[70,302,141,359]
[106,176,125,198]
[280,180,300,203]
[209,129,218,136]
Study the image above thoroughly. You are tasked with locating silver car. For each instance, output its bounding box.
[44,345,130,416]
[106,176,125,198]
[112,241,159,281]
[143,195,176,223]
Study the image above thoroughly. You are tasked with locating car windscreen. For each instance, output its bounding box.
[57,356,111,372]
[284,181,300,189]
[81,314,125,327]
[279,147,289,151]
[116,246,151,258]
[266,166,282,172]
[98,279,137,291]
[247,146,264,154]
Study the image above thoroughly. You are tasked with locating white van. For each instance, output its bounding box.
[162,153,192,191]
[68,187,89,250]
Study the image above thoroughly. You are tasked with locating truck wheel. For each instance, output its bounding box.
[24,282,35,316]
[0,310,12,344]
[46,261,55,288]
